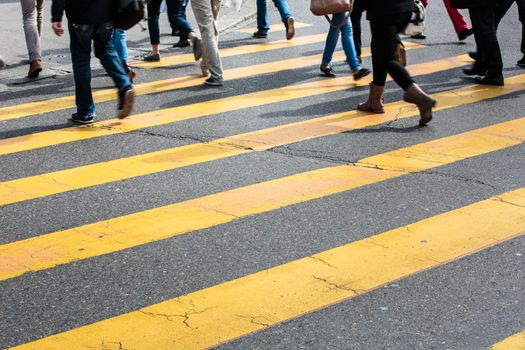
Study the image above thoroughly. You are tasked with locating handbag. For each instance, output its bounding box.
[310,0,354,28]
[114,0,146,30]
[402,0,426,36]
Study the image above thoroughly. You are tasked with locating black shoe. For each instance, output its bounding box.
[143,53,160,62]
[411,33,426,39]
[172,28,180,36]
[475,75,504,86]
[353,67,371,81]
[117,86,135,119]
[517,56,525,68]
[253,31,268,39]
[458,28,473,41]
[71,112,94,124]
[463,66,486,76]
[468,51,479,60]
[173,39,190,48]
[320,65,336,77]
[192,37,202,61]
[204,76,224,86]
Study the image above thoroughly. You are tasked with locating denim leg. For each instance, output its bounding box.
[170,0,193,38]
[147,0,162,45]
[321,16,341,66]
[69,22,95,115]
[340,15,361,71]
[113,29,128,62]
[256,0,270,34]
[272,0,292,23]
[93,23,131,94]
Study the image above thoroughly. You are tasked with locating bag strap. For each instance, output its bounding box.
[324,14,351,29]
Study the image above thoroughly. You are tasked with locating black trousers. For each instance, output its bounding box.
[370,12,414,90]
[496,0,525,54]
[469,6,503,74]
[351,0,364,58]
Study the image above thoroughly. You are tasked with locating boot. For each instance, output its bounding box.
[123,61,136,83]
[403,83,436,126]
[28,59,42,78]
[357,83,385,113]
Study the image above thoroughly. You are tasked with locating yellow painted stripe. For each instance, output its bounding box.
[132,33,327,69]
[491,330,525,350]
[9,188,525,350]
[0,55,466,156]
[2,74,525,206]
[236,21,312,33]
[1,116,525,282]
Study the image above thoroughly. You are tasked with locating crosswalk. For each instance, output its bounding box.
[1,19,524,350]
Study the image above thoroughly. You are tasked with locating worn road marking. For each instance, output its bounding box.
[490,330,525,349]
[0,55,467,156]
[1,115,524,281]
[9,188,525,350]
[2,75,525,206]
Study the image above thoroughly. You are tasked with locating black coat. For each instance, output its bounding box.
[362,0,414,19]
[51,0,118,24]
[450,0,498,9]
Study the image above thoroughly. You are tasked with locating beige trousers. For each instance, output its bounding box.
[191,0,223,79]
[20,0,45,61]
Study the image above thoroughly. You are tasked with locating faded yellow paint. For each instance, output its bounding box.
[0,55,467,156]
[9,188,525,350]
[491,330,525,350]
[1,114,525,281]
[2,75,525,206]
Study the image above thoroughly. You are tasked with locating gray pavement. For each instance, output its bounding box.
[0,1,524,349]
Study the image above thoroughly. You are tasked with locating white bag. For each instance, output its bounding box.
[402,0,426,36]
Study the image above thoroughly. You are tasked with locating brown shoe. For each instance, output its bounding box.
[123,61,136,83]
[403,83,436,126]
[357,83,385,113]
[28,59,42,78]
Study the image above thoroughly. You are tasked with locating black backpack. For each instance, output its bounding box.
[114,0,146,30]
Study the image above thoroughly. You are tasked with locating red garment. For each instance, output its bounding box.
[421,0,469,35]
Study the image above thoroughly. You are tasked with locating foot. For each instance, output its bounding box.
[172,28,180,36]
[410,33,426,40]
[201,66,210,77]
[468,51,479,60]
[173,39,190,48]
[352,67,371,81]
[475,75,504,86]
[192,36,203,61]
[517,56,525,68]
[285,17,295,40]
[320,64,336,77]
[123,61,136,83]
[204,76,224,87]
[458,28,473,41]
[253,31,268,39]
[463,66,486,76]
[71,112,94,124]
[117,86,135,119]
[143,53,160,62]
[28,59,42,78]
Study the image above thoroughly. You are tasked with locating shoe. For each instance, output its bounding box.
[71,112,94,124]
[173,39,190,48]
[475,75,504,86]
[320,65,336,77]
[143,53,160,62]
[204,76,224,86]
[353,67,370,81]
[117,86,135,119]
[285,17,295,40]
[410,33,426,39]
[172,28,180,36]
[253,31,268,39]
[357,83,385,113]
[403,83,436,126]
[463,66,486,76]
[458,28,473,41]
[468,51,479,60]
[192,36,202,61]
[28,59,42,78]
[517,56,525,67]
[123,61,136,83]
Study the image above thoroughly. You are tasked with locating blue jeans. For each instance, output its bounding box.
[69,22,131,115]
[171,0,193,39]
[256,0,292,34]
[322,13,361,71]
[113,29,128,62]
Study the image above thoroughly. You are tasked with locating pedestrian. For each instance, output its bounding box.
[358,0,436,126]
[170,0,197,48]
[320,13,371,80]
[451,0,504,86]
[411,0,473,41]
[253,0,296,40]
[113,29,137,82]
[51,0,135,124]
[495,0,525,67]
[190,0,224,86]
[20,0,45,78]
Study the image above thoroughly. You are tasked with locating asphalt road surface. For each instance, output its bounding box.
[0,2,524,350]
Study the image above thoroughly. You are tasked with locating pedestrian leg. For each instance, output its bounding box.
[145,0,162,61]
[272,0,294,39]
[443,0,472,40]
[20,0,43,77]
[350,1,363,60]
[320,15,341,77]
[255,0,270,36]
